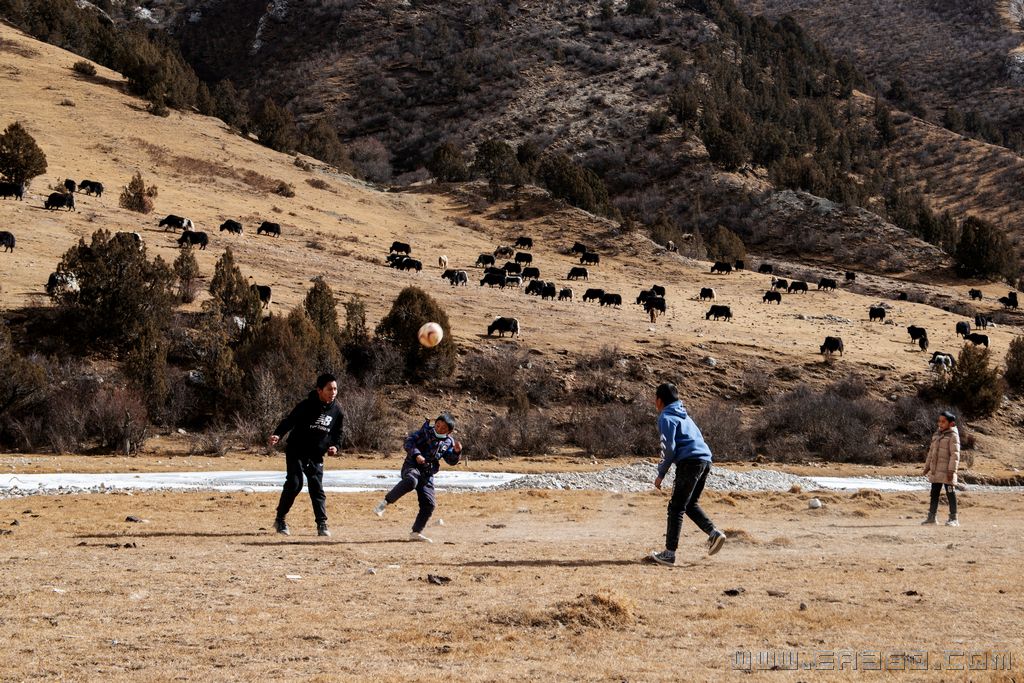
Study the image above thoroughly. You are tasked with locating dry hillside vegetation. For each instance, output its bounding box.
[0,489,1021,680]
[1,23,1024,473]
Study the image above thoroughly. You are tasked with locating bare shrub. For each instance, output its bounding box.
[569,401,658,457]
[119,172,157,214]
[89,385,149,454]
[306,178,331,190]
[575,345,620,371]
[234,366,283,447]
[690,401,752,461]
[575,367,628,404]
[275,181,296,197]
[461,409,558,459]
[740,366,774,403]
[72,60,96,76]
[461,347,527,399]
[340,385,395,451]
[190,430,229,456]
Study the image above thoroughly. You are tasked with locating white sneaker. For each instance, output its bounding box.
[373,500,387,517]
[946,519,960,527]
[409,531,433,543]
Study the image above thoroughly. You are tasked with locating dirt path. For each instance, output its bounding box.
[0,489,1020,680]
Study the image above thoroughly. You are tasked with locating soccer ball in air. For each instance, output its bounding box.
[417,322,444,348]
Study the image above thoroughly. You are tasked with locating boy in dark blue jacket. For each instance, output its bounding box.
[373,414,462,542]
[650,383,726,566]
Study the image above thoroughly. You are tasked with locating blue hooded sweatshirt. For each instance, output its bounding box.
[657,400,712,478]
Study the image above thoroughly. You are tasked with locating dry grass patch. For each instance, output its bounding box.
[494,591,638,630]
[721,528,758,544]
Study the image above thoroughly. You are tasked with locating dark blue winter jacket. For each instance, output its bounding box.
[404,420,460,475]
[657,400,712,478]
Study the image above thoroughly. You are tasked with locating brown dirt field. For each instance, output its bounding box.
[0,488,1021,681]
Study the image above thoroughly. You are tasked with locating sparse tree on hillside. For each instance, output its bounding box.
[51,230,174,352]
[253,97,299,153]
[303,276,345,375]
[348,137,392,184]
[429,142,470,182]
[955,216,1017,280]
[375,286,456,383]
[874,102,896,147]
[0,121,47,185]
[172,249,200,304]
[473,139,526,198]
[300,119,352,172]
[119,172,158,214]
[1004,336,1024,393]
[213,80,249,132]
[124,320,170,421]
[706,225,745,262]
[940,344,1004,418]
[536,152,611,216]
[208,248,263,331]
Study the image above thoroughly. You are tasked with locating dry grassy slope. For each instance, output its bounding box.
[1,24,1024,472]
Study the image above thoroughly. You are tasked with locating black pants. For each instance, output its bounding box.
[276,455,327,524]
[384,465,436,533]
[928,482,957,519]
[665,459,716,552]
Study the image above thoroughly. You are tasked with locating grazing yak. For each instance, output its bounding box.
[817,278,838,292]
[219,220,243,234]
[600,293,622,307]
[558,288,573,301]
[159,214,192,231]
[907,326,927,344]
[398,258,423,272]
[79,180,103,196]
[514,236,533,249]
[644,296,666,315]
[484,266,505,276]
[762,290,781,304]
[710,261,732,274]
[580,252,600,266]
[788,280,808,294]
[522,267,541,280]
[820,336,844,356]
[487,317,520,338]
[567,267,589,281]
[699,287,715,301]
[493,245,514,258]
[480,272,505,287]
[475,253,495,268]
[503,261,521,275]
[45,192,75,211]
[999,293,1018,309]
[63,179,76,194]
[515,251,533,265]
[758,263,774,274]
[965,333,989,347]
[666,240,677,252]
[582,288,605,303]
[651,285,666,297]
[571,241,588,255]
[918,334,929,352]
[705,305,732,321]
[869,306,886,322]
[442,269,468,286]
[525,280,545,296]
[845,271,856,282]
[929,352,955,371]
[0,231,15,252]
[0,180,26,200]
[541,282,557,300]
[734,260,744,271]
[636,289,654,305]
[257,221,281,237]
[177,230,209,250]
[504,275,523,288]
[974,314,991,329]
[897,292,909,301]
[956,321,971,338]
[251,284,272,308]
[438,255,448,269]
[771,278,789,291]
[969,289,983,301]
[389,240,411,254]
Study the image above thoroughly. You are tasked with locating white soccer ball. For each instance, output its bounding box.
[418,322,444,348]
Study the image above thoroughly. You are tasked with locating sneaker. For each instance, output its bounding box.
[921,516,938,525]
[373,500,387,517]
[409,531,433,543]
[945,518,960,527]
[317,523,331,537]
[707,529,727,556]
[649,550,675,567]
[274,518,289,535]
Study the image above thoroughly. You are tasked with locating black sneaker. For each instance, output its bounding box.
[274,518,289,535]
[649,550,676,567]
[708,530,727,556]
[317,523,331,537]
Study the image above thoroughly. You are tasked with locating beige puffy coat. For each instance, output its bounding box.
[924,426,960,485]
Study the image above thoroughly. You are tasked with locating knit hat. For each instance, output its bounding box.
[436,413,456,432]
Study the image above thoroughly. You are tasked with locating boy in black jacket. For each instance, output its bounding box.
[373,414,461,542]
[269,373,344,537]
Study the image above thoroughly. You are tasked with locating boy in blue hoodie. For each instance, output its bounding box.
[372,414,462,542]
[650,383,726,566]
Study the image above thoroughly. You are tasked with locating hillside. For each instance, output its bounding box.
[1,22,1024,475]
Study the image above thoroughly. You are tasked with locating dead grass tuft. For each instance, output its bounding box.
[721,528,758,544]
[497,591,637,630]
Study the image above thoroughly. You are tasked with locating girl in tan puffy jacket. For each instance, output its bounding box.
[922,411,961,526]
